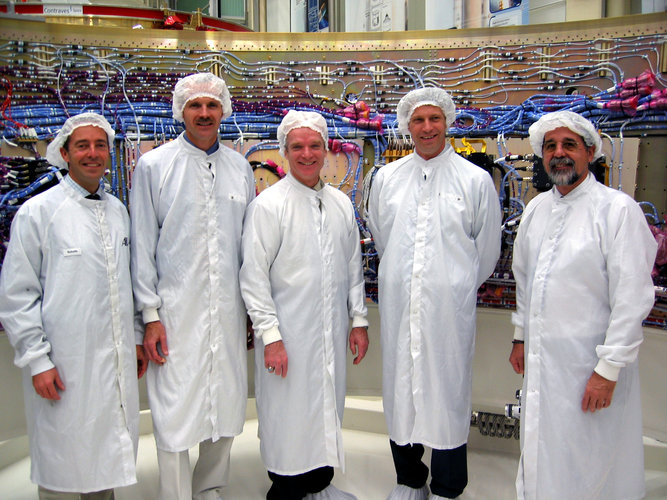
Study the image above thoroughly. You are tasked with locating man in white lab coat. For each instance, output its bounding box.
[367,87,502,500]
[240,110,369,500]
[0,113,145,499]
[509,110,657,500]
[130,73,255,500]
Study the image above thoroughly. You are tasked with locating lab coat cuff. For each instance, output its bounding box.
[261,326,282,346]
[29,355,55,376]
[142,308,160,324]
[594,359,621,382]
[513,326,524,342]
[351,315,369,328]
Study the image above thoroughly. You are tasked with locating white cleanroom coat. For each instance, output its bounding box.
[240,173,368,474]
[511,173,657,500]
[130,134,255,452]
[0,180,139,493]
[367,145,501,449]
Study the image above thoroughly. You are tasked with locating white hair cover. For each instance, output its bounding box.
[45,112,115,170]
[396,87,457,135]
[172,73,232,123]
[528,110,603,159]
[277,110,329,157]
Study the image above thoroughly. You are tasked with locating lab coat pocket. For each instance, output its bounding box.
[438,192,469,233]
[59,247,83,274]
[439,191,478,250]
[228,192,247,205]
[438,191,464,206]
[227,192,248,221]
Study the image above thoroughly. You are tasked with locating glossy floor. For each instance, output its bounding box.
[1,419,666,500]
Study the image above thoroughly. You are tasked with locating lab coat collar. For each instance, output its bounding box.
[285,171,324,199]
[61,175,105,203]
[412,142,450,168]
[552,172,595,202]
[176,132,223,160]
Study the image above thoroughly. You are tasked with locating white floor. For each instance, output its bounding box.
[1,419,666,500]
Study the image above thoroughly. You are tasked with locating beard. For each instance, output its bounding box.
[547,157,581,186]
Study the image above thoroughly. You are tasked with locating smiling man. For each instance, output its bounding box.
[509,111,657,500]
[0,113,145,499]
[130,73,255,500]
[368,87,501,500]
[240,110,369,499]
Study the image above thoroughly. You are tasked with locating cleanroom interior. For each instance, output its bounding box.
[0,6,665,499]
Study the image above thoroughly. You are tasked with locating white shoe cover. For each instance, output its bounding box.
[193,487,223,500]
[386,484,429,500]
[305,484,357,500]
[428,494,456,500]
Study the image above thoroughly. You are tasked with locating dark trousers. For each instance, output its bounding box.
[390,440,468,498]
[267,466,334,500]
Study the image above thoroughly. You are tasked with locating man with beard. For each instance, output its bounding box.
[509,110,657,500]
[130,73,255,500]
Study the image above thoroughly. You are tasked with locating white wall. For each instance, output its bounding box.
[345,0,406,32]
[267,0,307,32]
[425,0,457,29]
[529,0,567,24]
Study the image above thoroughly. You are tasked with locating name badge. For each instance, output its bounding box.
[63,248,82,257]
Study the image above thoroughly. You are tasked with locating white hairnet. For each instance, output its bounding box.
[45,112,115,170]
[528,110,603,159]
[172,73,232,123]
[396,87,456,135]
[277,110,329,157]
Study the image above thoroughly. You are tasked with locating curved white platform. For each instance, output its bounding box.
[1,308,666,499]
[1,411,666,499]
[0,416,519,499]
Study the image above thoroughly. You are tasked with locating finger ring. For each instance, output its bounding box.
[267,366,275,373]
